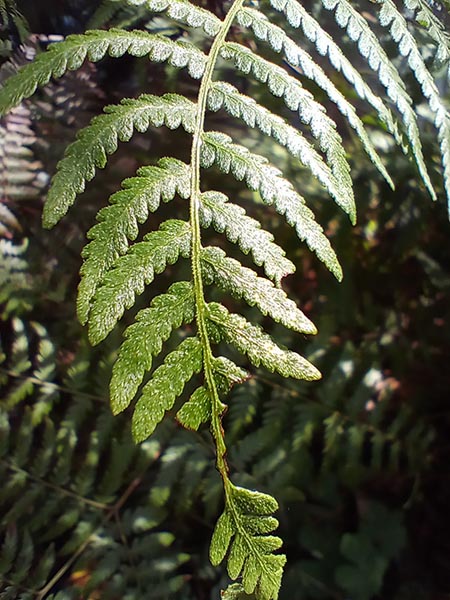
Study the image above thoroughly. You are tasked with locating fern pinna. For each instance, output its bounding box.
[0,0,449,597]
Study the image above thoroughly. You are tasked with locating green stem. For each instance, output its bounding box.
[189,0,244,489]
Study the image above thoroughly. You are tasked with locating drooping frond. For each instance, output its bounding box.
[0,2,447,597]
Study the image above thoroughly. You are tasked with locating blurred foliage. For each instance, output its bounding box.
[0,0,449,598]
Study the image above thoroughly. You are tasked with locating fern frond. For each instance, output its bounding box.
[201,246,316,334]
[78,157,191,325]
[88,219,191,344]
[0,28,206,117]
[206,302,321,381]
[42,94,196,227]
[110,281,195,414]
[176,385,212,430]
[268,0,404,152]
[321,0,436,199]
[403,0,450,65]
[132,336,203,441]
[111,0,222,36]
[202,131,343,280]
[375,0,450,213]
[210,484,286,600]
[199,190,294,285]
[207,81,353,209]
[220,41,390,194]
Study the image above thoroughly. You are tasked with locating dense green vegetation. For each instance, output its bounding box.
[0,0,449,598]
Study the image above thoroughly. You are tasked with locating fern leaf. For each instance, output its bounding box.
[132,336,203,441]
[267,0,404,152]
[201,246,317,334]
[0,29,206,117]
[110,281,195,414]
[176,386,212,430]
[210,484,286,600]
[403,0,450,66]
[199,190,294,285]
[207,81,355,208]
[78,157,191,324]
[202,131,343,280]
[88,220,191,344]
[220,41,391,195]
[112,0,222,36]
[321,0,436,199]
[42,94,196,227]
[376,0,450,214]
[206,302,321,381]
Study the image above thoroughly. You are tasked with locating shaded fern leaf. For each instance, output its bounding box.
[78,157,191,324]
[110,281,195,414]
[132,336,203,441]
[88,219,191,344]
[206,302,321,381]
[201,131,343,280]
[210,485,286,600]
[0,29,206,118]
[201,246,316,334]
[199,190,294,285]
[43,94,196,228]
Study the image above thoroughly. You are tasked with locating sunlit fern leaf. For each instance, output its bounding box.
[201,131,343,279]
[132,336,203,441]
[176,385,212,430]
[78,157,191,324]
[88,220,191,344]
[201,246,317,334]
[0,28,207,117]
[110,281,195,414]
[220,40,392,198]
[321,0,436,199]
[210,485,286,600]
[403,0,450,66]
[199,190,294,285]
[109,0,222,36]
[207,82,353,209]
[42,93,196,227]
[375,0,450,214]
[206,302,321,381]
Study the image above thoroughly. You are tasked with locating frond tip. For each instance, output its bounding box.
[210,484,286,600]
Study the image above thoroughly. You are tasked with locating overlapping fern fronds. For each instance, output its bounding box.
[0,0,448,597]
